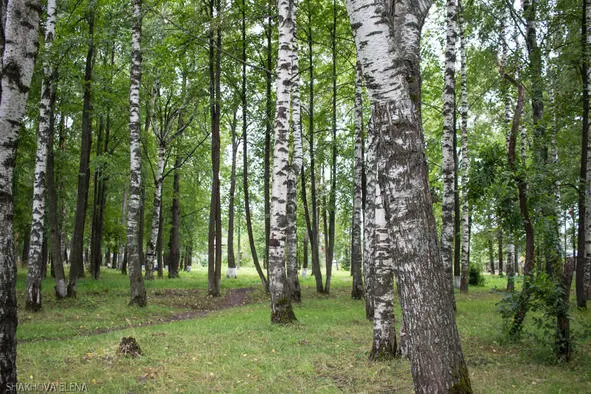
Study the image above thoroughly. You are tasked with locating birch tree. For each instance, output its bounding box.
[25,0,57,311]
[268,0,297,323]
[458,3,470,294]
[285,27,302,301]
[363,114,377,319]
[127,0,147,307]
[351,59,364,300]
[346,0,472,390]
[585,0,591,301]
[0,0,42,388]
[441,0,458,293]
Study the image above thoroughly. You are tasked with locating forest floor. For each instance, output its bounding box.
[15,266,591,393]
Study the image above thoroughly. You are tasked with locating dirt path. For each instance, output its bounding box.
[21,287,257,343]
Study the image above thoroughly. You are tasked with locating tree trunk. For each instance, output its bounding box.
[488,237,494,274]
[363,115,377,320]
[441,0,458,297]
[264,0,273,271]
[227,110,238,279]
[126,0,147,307]
[556,257,574,361]
[145,142,165,280]
[506,242,515,292]
[285,27,302,302]
[0,0,42,388]
[578,0,589,308]
[90,114,109,280]
[307,0,323,294]
[69,2,96,294]
[585,0,591,301]
[347,0,472,390]
[241,9,268,289]
[351,59,364,300]
[208,0,222,296]
[369,183,397,360]
[497,229,503,275]
[168,156,181,278]
[269,0,297,324]
[48,108,66,299]
[26,0,57,310]
[459,10,470,294]
[156,203,164,278]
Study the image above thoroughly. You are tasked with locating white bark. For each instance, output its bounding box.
[363,114,377,319]
[269,0,296,323]
[127,0,146,306]
[145,142,165,280]
[347,0,471,390]
[351,59,364,300]
[441,0,458,291]
[0,0,42,388]
[25,0,57,311]
[459,4,470,294]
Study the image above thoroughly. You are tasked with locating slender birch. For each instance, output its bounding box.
[25,0,57,311]
[347,0,471,390]
[285,23,302,301]
[458,5,470,294]
[351,59,364,300]
[441,0,458,294]
[585,0,591,300]
[127,0,147,307]
[268,0,297,323]
[0,0,42,387]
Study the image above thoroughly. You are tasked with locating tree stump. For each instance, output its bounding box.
[118,337,142,358]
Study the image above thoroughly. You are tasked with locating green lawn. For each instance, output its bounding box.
[15,266,591,393]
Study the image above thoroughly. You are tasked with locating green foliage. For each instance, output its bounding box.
[469,263,486,286]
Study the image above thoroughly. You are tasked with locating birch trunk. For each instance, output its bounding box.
[506,242,515,292]
[26,0,57,311]
[269,0,297,323]
[168,156,181,278]
[127,0,147,307]
[441,0,458,294]
[363,115,377,320]
[145,143,165,280]
[285,29,302,301]
[0,0,41,388]
[347,0,471,390]
[369,183,397,360]
[459,7,470,294]
[351,59,364,300]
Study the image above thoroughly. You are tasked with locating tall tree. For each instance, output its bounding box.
[578,0,589,308]
[585,0,591,302]
[305,0,323,293]
[285,25,302,302]
[168,156,181,279]
[346,0,472,390]
[25,0,57,311]
[351,59,364,300]
[458,4,470,294]
[68,0,97,295]
[441,0,458,295]
[363,113,377,320]
[268,0,297,323]
[0,0,42,388]
[127,0,147,307]
[241,0,268,290]
[264,0,274,270]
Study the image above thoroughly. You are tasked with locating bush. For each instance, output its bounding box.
[469,263,486,286]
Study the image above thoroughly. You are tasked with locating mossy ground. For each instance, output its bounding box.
[16,267,591,393]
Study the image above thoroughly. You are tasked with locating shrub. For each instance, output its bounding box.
[469,263,486,286]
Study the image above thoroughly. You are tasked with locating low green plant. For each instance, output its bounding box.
[469,263,486,286]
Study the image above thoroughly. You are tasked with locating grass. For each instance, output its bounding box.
[15,266,591,393]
